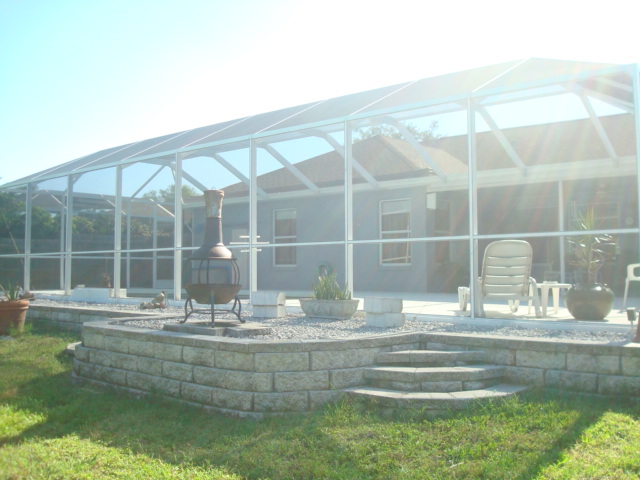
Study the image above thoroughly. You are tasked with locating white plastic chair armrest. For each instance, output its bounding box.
[628,263,640,281]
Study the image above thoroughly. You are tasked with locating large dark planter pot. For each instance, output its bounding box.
[565,283,614,321]
[0,300,29,335]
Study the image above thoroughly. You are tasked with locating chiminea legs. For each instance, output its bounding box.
[182,292,243,326]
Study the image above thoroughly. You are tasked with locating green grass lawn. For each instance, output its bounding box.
[1,323,640,479]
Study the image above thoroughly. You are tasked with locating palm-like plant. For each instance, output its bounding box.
[312,271,352,300]
[0,281,22,302]
[567,208,616,285]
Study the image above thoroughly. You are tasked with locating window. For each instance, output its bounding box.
[274,209,297,266]
[380,199,411,265]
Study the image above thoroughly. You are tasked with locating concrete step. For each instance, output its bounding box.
[66,341,81,356]
[365,364,505,392]
[345,384,529,411]
[376,349,487,366]
[365,364,505,382]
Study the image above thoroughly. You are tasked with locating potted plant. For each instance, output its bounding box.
[565,208,616,320]
[0,281,30,335]
[299,270,359,320]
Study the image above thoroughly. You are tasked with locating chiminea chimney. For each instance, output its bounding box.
[182,188,242,324]
[183,190,241,310]
[193,189,232,259]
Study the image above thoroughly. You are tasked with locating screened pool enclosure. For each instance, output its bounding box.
[1,58,639,318]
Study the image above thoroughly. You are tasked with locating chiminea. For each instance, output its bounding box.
[182,189,242,325]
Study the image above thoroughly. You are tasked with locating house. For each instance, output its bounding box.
[216,113,636,296]
[0,58,638,317]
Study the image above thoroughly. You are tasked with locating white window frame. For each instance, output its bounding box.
[273,208,297,267]
[379,198,411,266]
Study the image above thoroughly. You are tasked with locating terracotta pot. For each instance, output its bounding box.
[299,298,359,320]
[0,300,29,335]
[565,283,614,321]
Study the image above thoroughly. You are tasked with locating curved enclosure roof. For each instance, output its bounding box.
[2,57,633,188]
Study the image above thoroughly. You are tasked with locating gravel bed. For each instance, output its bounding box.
[32,298,635,343]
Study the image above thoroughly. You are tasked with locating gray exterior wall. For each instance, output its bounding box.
[220,186,435,295]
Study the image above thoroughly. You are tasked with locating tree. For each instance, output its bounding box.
[0,192,60,240]
[354,120,441,143]
[142,184,198,203]
[0,192,24,238]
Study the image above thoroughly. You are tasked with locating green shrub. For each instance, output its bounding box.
[0,281,22,301]
[312,271,352,300]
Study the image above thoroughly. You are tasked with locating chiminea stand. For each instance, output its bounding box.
[182,284,244,326]
[181,188,244,327]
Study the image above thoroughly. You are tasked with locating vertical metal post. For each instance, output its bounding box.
[632,64,640,259]
[24,183,33,291]
[152,205,158,287]
[344,122,354,295]
[64,175,73,295]
[126,199,131,290]
[174,153,183,300]
[114,166,123,297]
[558,181,566,282]
[59,194,65,290]
[249,139,258,296]
[467,96,479,317]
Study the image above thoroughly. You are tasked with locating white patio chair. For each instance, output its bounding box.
[622,263,640,310]
[458,240,542,317]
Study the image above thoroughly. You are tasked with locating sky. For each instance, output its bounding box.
[0,0,638,186]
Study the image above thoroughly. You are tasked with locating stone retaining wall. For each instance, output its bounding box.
[73,322,423,417]
[422,333,640,397]
[27,305,177,332]
[70,322,640,417]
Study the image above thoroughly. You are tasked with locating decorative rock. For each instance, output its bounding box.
[139,301,166,310]
[70,287,127,302]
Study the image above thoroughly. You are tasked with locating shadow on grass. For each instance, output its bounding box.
[511,389,639,480]
[3,327,640,479]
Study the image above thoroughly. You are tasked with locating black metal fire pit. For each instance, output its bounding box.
[182,189,244,325]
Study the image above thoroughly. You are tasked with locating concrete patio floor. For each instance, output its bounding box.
[283,292,639,335]
[355,292,638,335]
[36,288,640,336]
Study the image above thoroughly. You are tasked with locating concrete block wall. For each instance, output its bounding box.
[73,323,422,416]
[73,324,640,416]
[364,297,405,327]
[22,300,635,416]
[421,333,640,396]
[27,305,171,332]
[251,291,286,318]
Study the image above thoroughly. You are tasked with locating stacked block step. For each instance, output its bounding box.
[365,364,506,392]
[345,384,529,411]
[376,349,486,366]
[364,297,404,327]
[346,348,528,412]
[251,291,286,318]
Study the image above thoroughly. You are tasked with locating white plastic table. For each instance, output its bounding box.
[529,282,572,317]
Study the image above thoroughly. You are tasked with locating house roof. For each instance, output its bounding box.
[432,113,636,169]
[223,135,466,196]
[220,112,635,197]
[2,58,631,189]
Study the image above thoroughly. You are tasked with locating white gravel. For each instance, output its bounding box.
[32,298,637,343]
